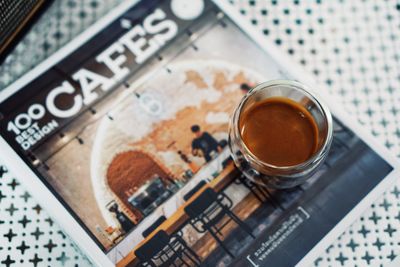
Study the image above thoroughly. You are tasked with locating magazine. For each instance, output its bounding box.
[0,1,399,266]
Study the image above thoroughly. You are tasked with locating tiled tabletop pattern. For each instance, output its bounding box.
[1,0,400,266]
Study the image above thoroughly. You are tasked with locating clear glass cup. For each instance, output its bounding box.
[229,80,333,189]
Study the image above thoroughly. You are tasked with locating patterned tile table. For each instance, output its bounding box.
[0,0,399,266]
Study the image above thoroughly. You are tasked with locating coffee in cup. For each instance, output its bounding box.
[229,80,333,189]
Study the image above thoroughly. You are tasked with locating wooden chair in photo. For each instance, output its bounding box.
[135,230,201,267]
[183,180,207,201]
[142,215,167,238]
[183,187,255,259]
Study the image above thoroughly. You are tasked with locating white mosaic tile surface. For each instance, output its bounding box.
[1,0,400,266]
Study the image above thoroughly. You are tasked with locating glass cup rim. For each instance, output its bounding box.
[232,79,333,171]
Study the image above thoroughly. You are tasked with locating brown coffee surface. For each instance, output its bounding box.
[239,97,318,167]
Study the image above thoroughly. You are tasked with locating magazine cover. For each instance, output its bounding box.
[0,1,398,266]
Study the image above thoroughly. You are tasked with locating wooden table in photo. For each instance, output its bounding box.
[117,163,239,267]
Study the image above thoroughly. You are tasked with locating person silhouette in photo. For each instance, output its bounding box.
[108,202,135,234]
[191,125,221,162]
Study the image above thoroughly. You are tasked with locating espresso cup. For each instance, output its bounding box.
[229,80,333,189]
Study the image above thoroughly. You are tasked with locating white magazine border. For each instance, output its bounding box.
[0,1,399,266]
